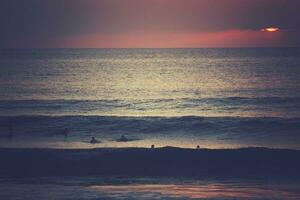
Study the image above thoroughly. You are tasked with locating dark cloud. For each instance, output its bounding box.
[0,0,299,47]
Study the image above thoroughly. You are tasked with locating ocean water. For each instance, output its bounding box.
[1,177,300,200]
[0,48,300,149]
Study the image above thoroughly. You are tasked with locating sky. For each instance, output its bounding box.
[0,0,299,48]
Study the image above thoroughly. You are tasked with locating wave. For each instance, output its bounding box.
[0,115,299,138]
[2,96,300,104]
[1,147,300,179]
[0,96,300,117]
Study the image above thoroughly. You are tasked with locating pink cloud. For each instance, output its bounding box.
[55,29,290,48]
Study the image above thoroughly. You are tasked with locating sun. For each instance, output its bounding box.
[261,27,280,32]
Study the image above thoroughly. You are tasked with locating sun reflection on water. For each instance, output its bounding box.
[89,183,300,199]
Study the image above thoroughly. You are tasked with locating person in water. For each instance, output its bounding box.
[8,122,13,139]
[63,128,69,138]
[90,137,100,144]
[117,135,129,142]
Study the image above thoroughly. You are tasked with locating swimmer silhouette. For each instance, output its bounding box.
[116,135,130,142]
[8,122,13,139]
[63,128,69,138]
[90,137,100,144]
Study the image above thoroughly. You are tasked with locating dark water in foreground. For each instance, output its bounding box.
[1,147,300,199]
[0,48,300,149]
[1,177,300,200]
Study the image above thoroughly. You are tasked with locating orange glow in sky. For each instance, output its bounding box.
[58,29,286,48]
[261,27,280,32]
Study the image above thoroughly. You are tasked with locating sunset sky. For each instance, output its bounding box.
[0,0,299,48]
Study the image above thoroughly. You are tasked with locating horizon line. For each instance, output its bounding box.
[1,46,299,50]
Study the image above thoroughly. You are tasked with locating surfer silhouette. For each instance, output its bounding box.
[116,135,130,142]
[63,128,69,138]
[90,137,100,144]
[7,121,13,139]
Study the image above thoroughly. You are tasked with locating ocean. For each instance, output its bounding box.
[1,176,300,200]
[0,48,300,149]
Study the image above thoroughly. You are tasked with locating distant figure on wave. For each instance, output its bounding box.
[7,122,13,139]
[90,137,100,144]
[63,128,69,138]
[117,135,129,142]
[151,144,155,149]
[196,145,200,149]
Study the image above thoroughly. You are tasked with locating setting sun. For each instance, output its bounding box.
[261,27,280,32]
